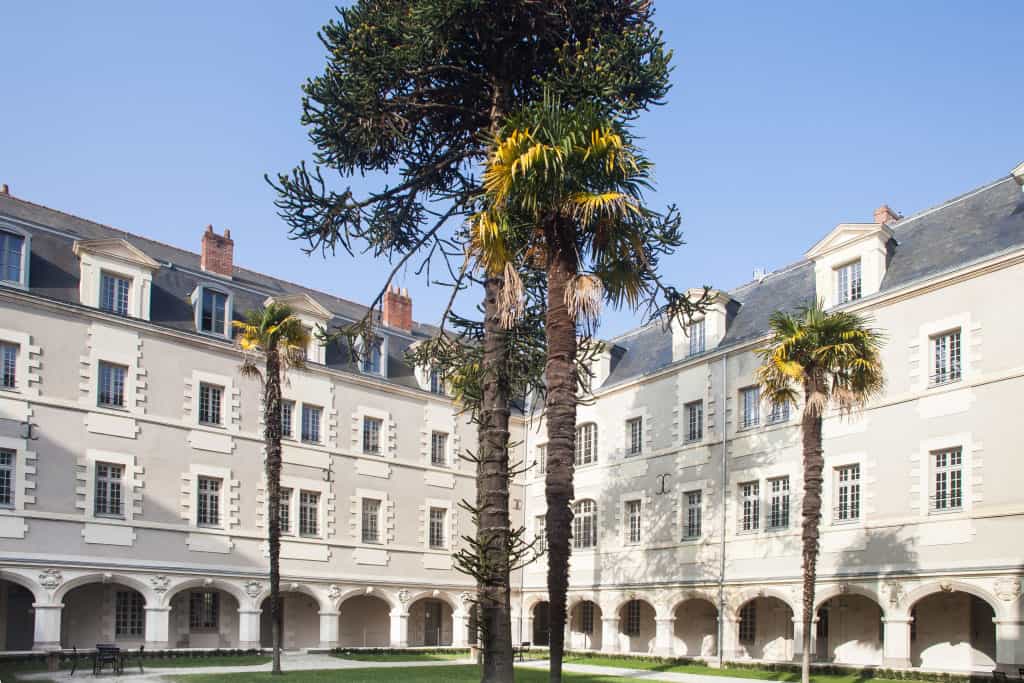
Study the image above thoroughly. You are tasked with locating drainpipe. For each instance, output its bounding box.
[717,353,729,668]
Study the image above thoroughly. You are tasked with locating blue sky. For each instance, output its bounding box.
[1,1,1021,337]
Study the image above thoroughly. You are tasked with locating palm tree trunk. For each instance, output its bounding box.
[265,344,284,675]
[800,380,824,683]
[545,237,577,683]
[477,276,515,683]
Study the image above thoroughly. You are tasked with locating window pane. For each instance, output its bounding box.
[361,498,381,543]
[94,462,124,517]
[688,319,705,356]
[431,431,448,466]
[1,342,17,389]
[100,273,130,315]
[685,401,703,442]
[98,362,127,407]
[299,490,319,536]
[280,400,293,438]
[0,231,24,283]
[198,383,223,425]
[429,507,446,548]
[201,289,227,334]
[197,476,221,526]
[741,387,760,428]
[301,404,322,443]
[363,416,382,454]
[627,418,642,456]
[278,487,292,534]
[0,449,14,507]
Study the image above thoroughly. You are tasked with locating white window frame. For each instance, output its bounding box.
[186,464,233,530]
[834,464,861,524]
[278,486,293,535]
[572,499,598,549]
[197,382,224,426]
[280,400,295,439]
[0,340,17,391]
[575,423,598,466]
[930,328,962,387]
[930,447,964,514]
[299,489,321,537]
[80,449,137,522]
[626,417,643,457]
[835,259,862,305]
[196,475,222,528]
[99,270,132,316]
[0,225,30,290]
[424,497,453,551]
[97,360,128,409]
[534,444,547,478]
[188,371,237,432]
[739,386,760,430]
[625,499,642,545]
[739,481,760,533]
[916,434,973,518]
[358,491,386,545]
[0,329,36,398]
[767,400,790,425]
[534,514,547,552]
[93,460,125,518]
[301,403,323,444]
[0,448,14,509]
[362,415,383,455]
[766,476,790,530]
[355,407,392,457]
[357,335,387,377]
[428,506,447,549]
[191,285,233,338]
[685,400,703,443]
[430,430,448,467]
[687,318,706,356]
[683,489,702,540]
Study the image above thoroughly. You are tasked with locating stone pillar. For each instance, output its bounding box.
[995,619,1024,672]
[144,607,171,649]
[881,617,912,669]
[523,615,533,645]
[511,611,523,645]
[792,617,805,662]
[654,617,675,656]
[238,608,262,649]
[600,616,620,653]
[319,611,340,649]
[32,604,62,650]
[389,610,409,648]
[453,611,470,647]
[720,617,740,661]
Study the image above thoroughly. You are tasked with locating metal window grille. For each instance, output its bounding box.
[299,490,319,536]
[115,590,145,636]
[431,431,448,466]
[200,289,227,334]
[301,404,321,443]
[535,515,547,552]
[362,416,382,454]
[684,490,702,539]
[573,499,597,549]
[278,487,292,534]
[100,272,130,315]
[624,600,642,636]
[740,387,760,429]
[94,462,124,517]
[361,338,383,374]
[198,383,222,425]
[740,481,760,531]
[0,342,16,389]
[280,400,293,438]
[0,449,13,507]
[836,260,862,304]
[768,477,790,529]
[98,362,127,408]
[768,400,790,424]
[581,602,594,634]
[575,423,597,466]
[931,330,962,386]
[685,401,703,442]
[429,507,446,549]
[627,417,643,456]
[835,464,861,522]
[626,499,642,544]
[932,448,963,512]
[361,498,381,543]
[688,319,705,356]
[189,591,219,631]
[196,476,221,527]
[738,603,756,643]
[0,231,24,283]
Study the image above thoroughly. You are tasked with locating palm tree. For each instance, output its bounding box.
[234,303,310,675]
[756,301,884,683]
[472,96,687,681]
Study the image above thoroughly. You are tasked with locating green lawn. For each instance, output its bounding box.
[334,651,468,662]
[147,654,272,668]
[171,664,665,682]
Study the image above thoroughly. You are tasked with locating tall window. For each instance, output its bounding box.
[200,289,228,335]
[740,386,760,429]
[575,423,597,466]
[931,329,962,386]
[429,507,447,549]
[0,449,14,507]
[301,404,322,443]
[626,417,643,456]
[100,272,130,316]
[431,431,448,467]
[299,490,319,536]
[196,476,221,527]
[740,481,760,532]
[572,499,597,549]
[535,514,547,552]
[98,361,127,408]
[189,591,219,631]
[836,260,862,304]
[278,487,292,534]
[429,367,444,394]
[1,342,17,389]
[581,602,594,634]
[835,464,860,523]
[688,319,706,356]
[534,444,547,476]
[932,447,963,512]
[361,498,381,543]
[685,400,703,443]
[0,230,24,284]
[280,400,294,438]
[362,416,382,454]
[361,337,383,374]
[738,603,756,643]
[626,499,642,544]
[684,490,702,539]
[768,400,790,425]
[198,382,223,425]
[624,600,642,636]
[767,476,790,529]
[115,590,144,637]
[94,462,124,517]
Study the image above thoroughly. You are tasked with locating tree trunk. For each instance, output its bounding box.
[477,276,515,683]
[800,379,824,683]
[544,235,577,683]
[265,344,284,674]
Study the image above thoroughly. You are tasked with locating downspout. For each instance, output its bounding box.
[717,352,729,668]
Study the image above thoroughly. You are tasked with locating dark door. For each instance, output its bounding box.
[424,600,442,646]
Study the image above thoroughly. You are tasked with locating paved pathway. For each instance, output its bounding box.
[519,659,775,683]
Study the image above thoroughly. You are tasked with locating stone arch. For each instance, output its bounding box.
[607,592,658,617]
[668,590,720,658]
[259,589,323,649]
[406,591,457,647]
[904,582,998,671]
[162,577,250,609]
[614,595,658,654]
[665,589,720,620]
[53,572,156,606]
[567,593,600,611]
[523,593,549,615]
[727,586,797,619]
[0,568,45,603]
[255,583,331,613]
[335,587,398,613]
[403,589,460,613]
[900,580,1004,619]
[59,574,153,648]
[814,583,884,613]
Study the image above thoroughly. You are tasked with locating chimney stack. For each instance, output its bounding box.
[200,225,234,277]
[382,285,413,333]
[0,184,9,195]
[873,204,901,225]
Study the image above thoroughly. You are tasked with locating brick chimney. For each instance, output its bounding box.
[873,204,901,225]
[200,225,234,277]
[382,285,412,332]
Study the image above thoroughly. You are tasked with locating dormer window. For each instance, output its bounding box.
[429,367,445,395]
[100,272,131,316]
[687,319,706,356]
[361,337,384,375]
[74,238,158,319]
[199,288,229,336]
[835,260,862,305]
[806,209,895,308]
[261,294,331,364]
[0,230,26,286]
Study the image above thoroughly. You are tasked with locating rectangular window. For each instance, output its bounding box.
[196,476,221,527]
[836,260,862,305]
[931,329,962,386]
[685,400,703,443]
[624,601,641,636]
[431,431,448,467]
[0,231,24,284]
[301,404,322,443]
[767,476,790,530]
[361,498,381,543]
[626,499,642,544]
[575,423,597,466]
[534,444,547,476]
[739,603,756,643]
[94,462,124,517]
[835,464,861,523]
[98,361,127,408]
[932,447,963,512]
[429,506,447,549]
[100,272,131,316]
[362,416,382,454]
[581,602,594,634]
[200,289,227,335]
[535,514,546,552]
[740,386,760,429]
[429,367,444,395]
[115,590,145,637]
[280,400,294,438]
[684,490,702,539]
[361,337,383,374]
[299,490,319,536]
[0,342,16,389]
[278,487,292,534]
[688,319,706,356]
[768,400,790,425]
[740,481,760,532]
[198,382,223,425]
[0,449,14,507]
[189,591,219,631]
[626,417,643,456]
